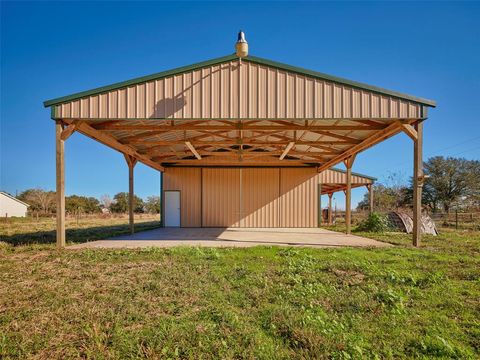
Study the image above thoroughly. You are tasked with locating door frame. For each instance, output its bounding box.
[163,190,181,227]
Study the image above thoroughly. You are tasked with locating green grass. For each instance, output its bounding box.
[0,221,479,359]
[0,214,161,247]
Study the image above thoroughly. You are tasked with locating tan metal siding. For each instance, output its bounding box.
[241,168,280,227]
[56,60,422,120]
[202,168,240,227]
[162,167,373,228]
[163,168,201,227]
[320,169,374,185]
[279,168,318,227]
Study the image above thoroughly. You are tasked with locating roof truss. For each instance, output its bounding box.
[47,53,432,172]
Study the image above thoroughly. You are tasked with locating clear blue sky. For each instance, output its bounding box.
[1,1,479,208]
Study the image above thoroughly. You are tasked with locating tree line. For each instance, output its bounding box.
[12,156,479,216]
[357,156,480,213]
[17,190,160,216]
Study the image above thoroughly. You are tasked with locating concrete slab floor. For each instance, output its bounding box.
[68,227,392,249]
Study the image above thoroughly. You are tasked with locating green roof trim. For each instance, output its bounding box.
[43,53,436,108]
[330,167,377,181]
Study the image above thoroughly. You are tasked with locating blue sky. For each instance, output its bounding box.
[1,1,479,208]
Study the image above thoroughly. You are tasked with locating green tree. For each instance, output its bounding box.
[422,156,478,213]
[144,196,160,214]
[66,195,101,214]
[110,192,144,213]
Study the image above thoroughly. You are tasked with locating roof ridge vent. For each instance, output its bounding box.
[235,30,248,58]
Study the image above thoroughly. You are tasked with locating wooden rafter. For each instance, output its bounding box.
[158,158,319,166]
[185,141,202,159]
[280,142,295,160]
[60,123,78,141]
[66,120,165,172]
[92,124,386,131]
[70,117,421,123]
[266,133,344,155]
[150,149,331,160]
[129,139,355,146]
[401,123,418,141]
[316,121,404,173]
[321,183,368,194]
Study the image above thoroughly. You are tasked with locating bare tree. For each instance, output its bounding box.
[100,194,113,210]
[20,189,56,215]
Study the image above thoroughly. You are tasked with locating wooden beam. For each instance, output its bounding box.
[317,121,403,173]
[279,142,295,160]
[185,141,202,159]
[413,122,423,246]
[159,158,318,166]
[151,149,331,161]
[56,122,65,248]
[60,123,77,141]
[67,121,165,172]
[328,193,333,225]
[141,131,234,154]
[320,183,366,194]
[124,154,138,168]
[343,154,357,169]
[344,155,355,235]
[119,130,166,143]
[61,117,421,122]
[401,123,418,141]
[318,183,322,227]
[124,154,137,234]
[94,124,386,131]
[267,133,353,153]
[132,139,357,146]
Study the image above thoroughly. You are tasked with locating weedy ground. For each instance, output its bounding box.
[0,217,479,359]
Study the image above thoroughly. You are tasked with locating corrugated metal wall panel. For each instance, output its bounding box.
[320,169,374,185]
[163,168,201,227]
[55,59,423,120]
[241,168,280,227]
[162,167,373,228]
[202,168,240,227]
[279,168,318,227]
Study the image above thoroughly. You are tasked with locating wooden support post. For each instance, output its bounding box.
[412,122,424,246]
[328,193,333,225]
[160,171,165,227]
[367,184,374,215]
[318,184,322,227]
[56,122,65,248]
[124,154,138,234]
[344,155,356,235]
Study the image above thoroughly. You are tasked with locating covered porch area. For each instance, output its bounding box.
[44,33,435,248]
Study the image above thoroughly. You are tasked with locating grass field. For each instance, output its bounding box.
[0,217,479,359]
[0,214,161,247]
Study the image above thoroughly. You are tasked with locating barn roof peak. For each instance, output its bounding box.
[44,53,436,108]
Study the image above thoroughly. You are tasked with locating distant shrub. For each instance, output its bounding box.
[356,212,393,233]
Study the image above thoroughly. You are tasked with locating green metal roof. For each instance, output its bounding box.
[43,54,436,108]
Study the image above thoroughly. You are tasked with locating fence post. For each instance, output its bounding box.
[455,209,458,230]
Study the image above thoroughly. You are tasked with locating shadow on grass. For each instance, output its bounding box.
[1,221,161,246]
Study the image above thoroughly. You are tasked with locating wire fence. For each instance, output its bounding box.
[326,210,480,231]
[429,212,480,230]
